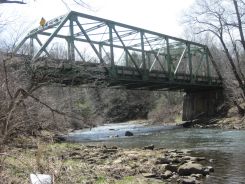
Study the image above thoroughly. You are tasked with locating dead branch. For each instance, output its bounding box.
[0,0,26,4]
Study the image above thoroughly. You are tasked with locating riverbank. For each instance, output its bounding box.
[1,139,214,184]
[181,116,245,130]
[3,124,245,183]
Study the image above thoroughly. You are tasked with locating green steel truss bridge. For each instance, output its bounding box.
[14,11,222,91]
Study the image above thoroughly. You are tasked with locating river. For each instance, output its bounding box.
[66,122,245,184]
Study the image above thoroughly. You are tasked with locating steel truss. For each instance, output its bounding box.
[14,11,222,90]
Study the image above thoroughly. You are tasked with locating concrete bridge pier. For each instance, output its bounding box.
[182,89,224,121]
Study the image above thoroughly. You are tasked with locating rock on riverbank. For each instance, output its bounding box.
[2,143,214,183]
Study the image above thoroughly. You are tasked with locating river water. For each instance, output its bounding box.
[67,123,245,184]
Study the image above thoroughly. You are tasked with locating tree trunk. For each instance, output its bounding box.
[234,100,245,116]
[233,0,245,51]
[220,37,245,95]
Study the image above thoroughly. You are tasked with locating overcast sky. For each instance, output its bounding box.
[1,0,194,38]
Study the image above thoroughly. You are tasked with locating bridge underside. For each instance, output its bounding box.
[14,11,223,91]
[31,58,222,91]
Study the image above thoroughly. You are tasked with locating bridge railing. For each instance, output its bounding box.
[14,11,222,88]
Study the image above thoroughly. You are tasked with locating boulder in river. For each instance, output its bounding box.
[178,162,205,176]
[206,166,214,172]
[125,131,134,136]
[144,144,155,150]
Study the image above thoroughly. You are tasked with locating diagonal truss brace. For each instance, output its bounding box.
[112,27,143,76]
[34,36,51,57]
[75,18,105,64]
[174,46,187,75]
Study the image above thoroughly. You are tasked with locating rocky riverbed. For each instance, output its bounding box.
[2,142,214,184]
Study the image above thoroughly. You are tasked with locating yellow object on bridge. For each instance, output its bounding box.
[40,17,46,27]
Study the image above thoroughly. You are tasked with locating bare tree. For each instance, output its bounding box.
[183,0,245,114]
[0,35,95,148]
[0,0,90,7]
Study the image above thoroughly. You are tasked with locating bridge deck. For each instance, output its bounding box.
[32,58,222,91]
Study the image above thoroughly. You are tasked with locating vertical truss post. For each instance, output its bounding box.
[140,31,147,80]
[205,47,211,83]
[109,24,116,77]
[125,51,129,67]
[68,17,75,61]
[67,39,71,60]
[187,43,193,82]
[147,52,151,69]
[166,38,172,80]
[99,43,102,59]
[30,37,34,57]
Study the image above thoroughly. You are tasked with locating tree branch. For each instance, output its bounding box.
[2,58,13,99]
[0,0,26,4]
[19,88,84,121]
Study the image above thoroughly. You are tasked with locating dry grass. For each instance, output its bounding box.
[1,143,99,183]
[0,142,169,184]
